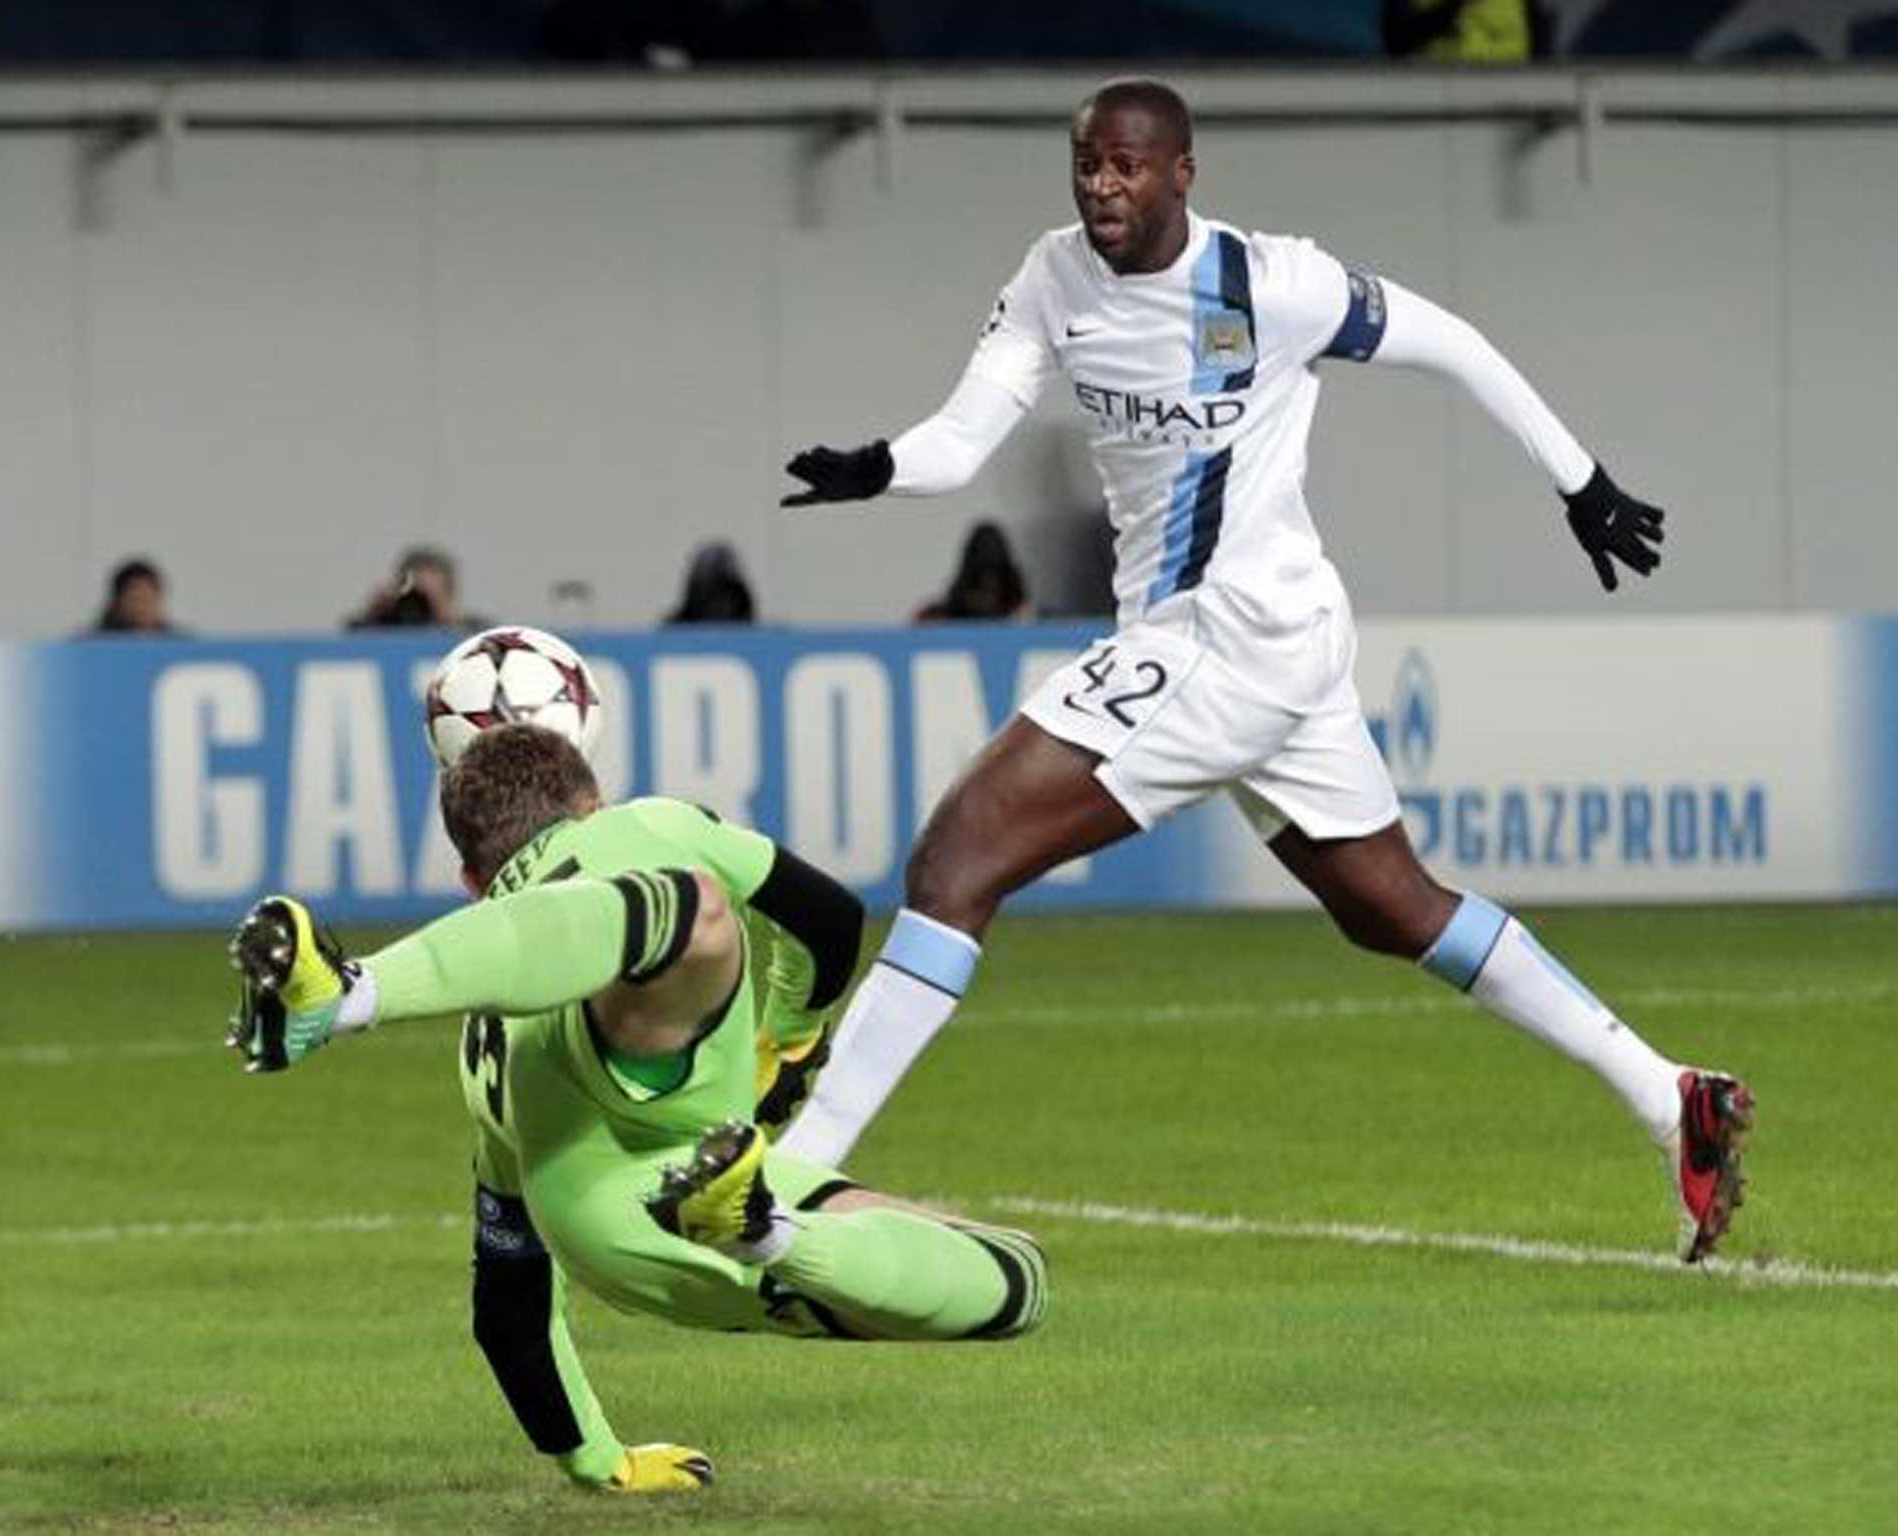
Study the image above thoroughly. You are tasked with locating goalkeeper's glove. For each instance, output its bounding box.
[225,896,364,1073]
[1563,464,1664,592]
[781,440,894,506]
[597,1443,715,1493]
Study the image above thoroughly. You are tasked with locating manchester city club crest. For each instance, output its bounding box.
[1197,309,1255,373]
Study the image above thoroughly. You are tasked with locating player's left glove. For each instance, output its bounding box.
[781,440,894,506]
[225,896,364,1073]
[1562,464,1664,593]
[601,1442,716,1493]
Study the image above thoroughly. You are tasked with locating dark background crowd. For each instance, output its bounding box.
[7,1,1896,66]
[89,520,1046,636]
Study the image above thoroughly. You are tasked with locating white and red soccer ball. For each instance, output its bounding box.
[423,626,603,768]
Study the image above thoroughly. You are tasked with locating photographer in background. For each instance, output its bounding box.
[913,521,1034,623]
[665,542,758,625]
[348,547,485,631]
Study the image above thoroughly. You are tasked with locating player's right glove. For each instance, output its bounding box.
[781,440,894,506]
[1562,464,1664,592]
[600,1442,715,1492]
[225,896,363,1073]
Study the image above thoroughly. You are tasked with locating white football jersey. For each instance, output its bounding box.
[966,210,1381,631]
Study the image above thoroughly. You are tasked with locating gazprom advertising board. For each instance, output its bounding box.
[0,616,1893,930]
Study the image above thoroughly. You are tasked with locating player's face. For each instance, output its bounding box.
[1070,104,1194,274]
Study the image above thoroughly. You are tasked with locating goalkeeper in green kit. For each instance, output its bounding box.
[225,723,1047,1495]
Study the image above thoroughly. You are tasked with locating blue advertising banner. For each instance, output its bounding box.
[2,616,1895,931]
[0,624,1232,930]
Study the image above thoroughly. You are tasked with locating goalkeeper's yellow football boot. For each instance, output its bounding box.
[602,1443,715,1493]
[226,896,359,1072]
[754,1023,832,1138]
[646,1120,776,1256]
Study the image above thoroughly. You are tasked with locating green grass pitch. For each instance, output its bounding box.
[4,904,1897,1534]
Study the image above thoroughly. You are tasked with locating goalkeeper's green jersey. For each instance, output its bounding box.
[457,797,777,1173]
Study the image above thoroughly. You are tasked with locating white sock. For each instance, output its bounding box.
[776,908,980,1168]
[1421,894,1680,1140]
[728,1208,799,1266]
[335,965,378,1032]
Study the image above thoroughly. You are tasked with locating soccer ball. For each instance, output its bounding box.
[424,626,604,768]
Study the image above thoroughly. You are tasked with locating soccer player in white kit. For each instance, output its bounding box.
[779,79,1752,1263]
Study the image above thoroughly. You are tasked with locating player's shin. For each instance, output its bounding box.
[775,908,980,1166]
[767,1207,1049,1341]
[1419,893,1678,1138]
[648,1122,1046,1341]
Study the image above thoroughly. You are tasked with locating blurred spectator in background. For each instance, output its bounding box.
[349,546,483,630]
[92,557,181,634]
[915,521,1034,622]
[666,541,757,624]
[1383,0,1538,60]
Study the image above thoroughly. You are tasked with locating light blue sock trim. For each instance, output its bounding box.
[1420,892,1508,991]
[879,908,981,998]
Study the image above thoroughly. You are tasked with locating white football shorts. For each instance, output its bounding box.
[1019,585,1400,843]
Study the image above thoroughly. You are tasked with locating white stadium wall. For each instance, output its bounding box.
[0,70,1895,637]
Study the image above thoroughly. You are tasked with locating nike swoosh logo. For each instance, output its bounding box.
[1065,323,1099,338]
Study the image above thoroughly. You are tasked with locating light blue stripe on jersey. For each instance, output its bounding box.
[1187,233,1226,395]
[879,907,981,998]
[1149,451,1213,604]
[1420,892,1508,990]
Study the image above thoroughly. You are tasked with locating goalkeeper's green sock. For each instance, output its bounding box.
[765,1207,1048,1342]
[339,880,633,1027]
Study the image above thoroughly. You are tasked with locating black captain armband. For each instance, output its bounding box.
[751,847,865,1010]
[612,868,702,984]
[1322,270,1388,362]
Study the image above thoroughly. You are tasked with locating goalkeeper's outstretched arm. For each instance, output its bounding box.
[472,1193,712,1493]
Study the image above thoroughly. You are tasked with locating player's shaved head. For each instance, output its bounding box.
[1076,77,1193,156]
[1070,77,1195,275]
[442,724,600,888]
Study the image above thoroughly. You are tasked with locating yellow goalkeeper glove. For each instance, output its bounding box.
[601,1443,715,1493]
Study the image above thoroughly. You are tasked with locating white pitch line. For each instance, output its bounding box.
[990,1196,1898,1292]
[6,980,1893,1067]
[5,1196,1894,1296]
[965,979,1898,1029]
[0,1212,462,1247]
[0,1031,445,1066]
[0,1039,228,1066]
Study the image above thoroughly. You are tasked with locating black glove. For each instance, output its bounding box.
[1563,464,1664,593]
[781,441,894,507]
